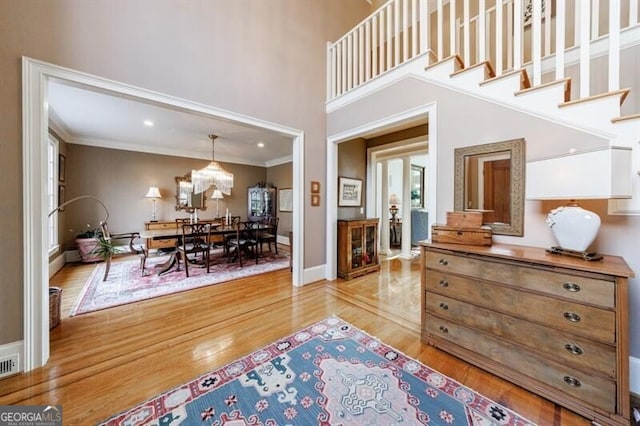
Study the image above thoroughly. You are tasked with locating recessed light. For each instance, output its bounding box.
[144,120,154,127]
[568,147,577,154]
[257,142,265,148]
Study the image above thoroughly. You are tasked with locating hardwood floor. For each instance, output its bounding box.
[0,250,591,425]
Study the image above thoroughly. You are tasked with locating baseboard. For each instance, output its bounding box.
[302,264,326,286]
[0,340,23,378]
[48,253,66,278]
[277,235,290,246]
[631,356,640,394]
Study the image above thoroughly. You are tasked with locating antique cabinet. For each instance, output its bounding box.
[248,183,276,221]
[420,242,634,426]
[337,218,380,280]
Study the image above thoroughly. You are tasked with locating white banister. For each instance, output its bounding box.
[555,0,566,80]
[479,0,486,62]
[496,0,503,75]
[609,0,621,91]
[463,0,470,65]
[579,0,591,97]
[450,0,456,58]
[532,0,543,85]
[513,0,522,69]
[325,0,636,101]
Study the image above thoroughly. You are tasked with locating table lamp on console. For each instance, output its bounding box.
[145,186,162,222]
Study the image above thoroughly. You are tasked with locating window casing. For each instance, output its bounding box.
[47,135,60,255]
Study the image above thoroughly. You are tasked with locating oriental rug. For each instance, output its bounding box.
[100,316,535,426]
[70,251,290,316]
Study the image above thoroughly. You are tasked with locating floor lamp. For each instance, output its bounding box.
[211,189,224,218]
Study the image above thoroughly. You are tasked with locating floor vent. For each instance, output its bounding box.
[0,354,19,378]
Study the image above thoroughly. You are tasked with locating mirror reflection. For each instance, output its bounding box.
[175,172,207,212]
[454,138,525,236]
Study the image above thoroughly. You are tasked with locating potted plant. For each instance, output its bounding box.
[74,224,120,263]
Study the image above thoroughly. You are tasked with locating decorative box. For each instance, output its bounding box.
[446,211,484,228]
[431,224,492,246]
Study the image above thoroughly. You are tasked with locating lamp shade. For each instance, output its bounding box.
[211,189,224,200]
[145,186,161,199]
[389,194,400,205]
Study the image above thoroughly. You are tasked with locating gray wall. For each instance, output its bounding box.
[266,162,293,237]
[0,0,370,344]
[327,75,640,358]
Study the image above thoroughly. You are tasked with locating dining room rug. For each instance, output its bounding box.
[70,251,290,316]
[100,316,536,426]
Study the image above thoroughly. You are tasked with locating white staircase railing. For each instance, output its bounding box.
[327,0,640,102]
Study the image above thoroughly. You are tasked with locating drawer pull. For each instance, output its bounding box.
[439,279,449,287]
[563,312,581,323]
[439,326,448,333]
[563,376,581,388]
[438,259,449,266]
[564,344,583,355]
[563,282,581,292]
[439,302,449,310]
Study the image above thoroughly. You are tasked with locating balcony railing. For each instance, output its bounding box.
[327,0,640,101]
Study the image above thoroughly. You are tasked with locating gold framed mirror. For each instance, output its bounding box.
[454,138,525,236]
[175,172,207,212]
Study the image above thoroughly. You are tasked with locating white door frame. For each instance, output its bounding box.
[325,103,437,280]
[22,57,305,370]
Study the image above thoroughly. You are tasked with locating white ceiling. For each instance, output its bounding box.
[47,79,294,167]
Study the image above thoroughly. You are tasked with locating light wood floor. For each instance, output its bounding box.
[0,249,591,425]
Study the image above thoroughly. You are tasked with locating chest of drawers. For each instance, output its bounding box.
[420,242,634,425]
[144,221,179,250]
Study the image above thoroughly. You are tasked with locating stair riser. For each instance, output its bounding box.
[477,74,526,102]
[448,66,492,90]
[557,98,623,130]
[512,85,567,112]
[424,58,461,80]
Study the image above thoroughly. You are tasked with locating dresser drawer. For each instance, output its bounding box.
[425,273,615,343]
[147,237,177,250]
[423,250,615,308]
[424,314,616,412]
[147,222,177,230]
[425,293,616,377]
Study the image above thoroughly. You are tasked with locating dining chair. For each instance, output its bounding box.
[177,223,212,277]
[258,216,279,254]
[226,221,259,267]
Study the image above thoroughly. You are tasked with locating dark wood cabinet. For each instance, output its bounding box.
[337,218,380,280]
[248,183,276,221]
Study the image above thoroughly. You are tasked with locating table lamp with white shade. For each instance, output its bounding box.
[145,186,162,222]
[211,189,224,218]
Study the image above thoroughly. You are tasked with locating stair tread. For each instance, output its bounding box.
[515,77,571,102]
[611,113,640,123]
[559,88,630,108]
[480,69,531,89]
[425,54,464,72]
[450,60,496,79]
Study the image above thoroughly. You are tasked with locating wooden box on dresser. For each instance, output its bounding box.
[420,242,634,425]
[337,218,380,280]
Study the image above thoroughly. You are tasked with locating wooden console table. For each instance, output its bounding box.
[420,241,634,426]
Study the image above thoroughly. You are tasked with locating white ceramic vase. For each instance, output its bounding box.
[546,203,601,252]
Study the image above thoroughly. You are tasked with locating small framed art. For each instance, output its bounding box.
[311,181,320,194]
[311,194,320,207]
[338,177,362,207]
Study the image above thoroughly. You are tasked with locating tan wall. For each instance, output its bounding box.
[266,162,293,236]
[0,0,370,344]
[338,138,368,220]
[62,144,265,250]
[327,75,640,358]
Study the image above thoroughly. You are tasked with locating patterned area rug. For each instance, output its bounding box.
[100,317,536,425]
[70,251,290,316]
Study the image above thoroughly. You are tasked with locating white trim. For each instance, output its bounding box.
[48,254,65,279]
[302,264,327,285]
[22,57,305,370]
[0,341,24,375]
[326,103,437,280]
[277,234,290,246]
[631,355,640,395]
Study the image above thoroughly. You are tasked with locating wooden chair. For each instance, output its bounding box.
[225,221,259,267]
[177,223,212,277]
[99,222,147,281]
[258,216,279,254]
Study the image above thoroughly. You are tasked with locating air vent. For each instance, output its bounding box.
[0,354,19,378]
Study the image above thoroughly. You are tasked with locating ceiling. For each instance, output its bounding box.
[47,79,294,167]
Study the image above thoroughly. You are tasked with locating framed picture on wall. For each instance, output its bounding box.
[311,194,320,207]
[311,181,320,194]
[279,188,293,212]
[58,154,66,182]
[338,177,362,207]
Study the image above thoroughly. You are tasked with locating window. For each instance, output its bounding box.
[47,135,60,255]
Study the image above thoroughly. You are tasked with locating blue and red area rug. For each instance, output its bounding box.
[100,317,535,425]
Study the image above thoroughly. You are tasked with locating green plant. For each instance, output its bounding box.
[90,233,123,260]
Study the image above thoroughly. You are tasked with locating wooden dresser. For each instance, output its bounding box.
[144,221,179,250]
[420,242,634,425]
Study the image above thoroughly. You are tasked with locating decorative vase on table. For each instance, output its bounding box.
[546,202,601,259]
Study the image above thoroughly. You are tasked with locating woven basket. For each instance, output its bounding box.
[49,287,63,330]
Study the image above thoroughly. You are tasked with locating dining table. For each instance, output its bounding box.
[139,222,270,275]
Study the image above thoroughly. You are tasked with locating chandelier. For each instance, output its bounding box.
[191,134,234,195]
